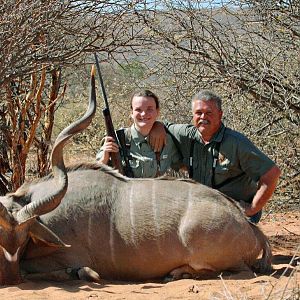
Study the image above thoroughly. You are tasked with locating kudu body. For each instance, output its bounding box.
[0,68,272,285]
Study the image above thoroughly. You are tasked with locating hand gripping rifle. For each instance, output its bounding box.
[94,53,134,177]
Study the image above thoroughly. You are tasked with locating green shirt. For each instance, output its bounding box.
[96,125,182,178]
[165,122,276,203]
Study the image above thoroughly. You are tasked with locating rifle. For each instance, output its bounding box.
[94,53,123,174]
[94,54,134,177]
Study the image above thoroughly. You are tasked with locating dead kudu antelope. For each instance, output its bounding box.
[0,72,272,286]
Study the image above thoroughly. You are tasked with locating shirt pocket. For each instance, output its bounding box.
[214,165,229,175]
[129,158,141,177]
[130,156,156,178]
[214,161,232,182]
[129,157,140,169]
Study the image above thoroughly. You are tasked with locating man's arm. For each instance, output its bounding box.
[149,121,196,157]
[148,121,167,152]
[245,165,281,216]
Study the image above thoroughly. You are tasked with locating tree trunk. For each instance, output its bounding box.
[36,68,62,177]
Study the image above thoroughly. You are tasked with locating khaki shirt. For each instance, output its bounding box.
[96,125,182,178]
[165,122,276,203]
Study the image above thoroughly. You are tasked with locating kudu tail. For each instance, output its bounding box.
[250,223,273,274]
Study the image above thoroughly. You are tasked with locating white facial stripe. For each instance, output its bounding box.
[2,246,20,262]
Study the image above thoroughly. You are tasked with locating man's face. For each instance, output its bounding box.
[192,99,223,140]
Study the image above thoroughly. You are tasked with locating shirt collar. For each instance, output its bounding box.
[197,122,226,144]
[130,125,148,147]
[211,123,226,143]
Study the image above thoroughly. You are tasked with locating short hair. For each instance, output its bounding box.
[192,90,222,111]
[130,89,159,109]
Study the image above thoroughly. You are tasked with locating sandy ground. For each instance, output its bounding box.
[0,211,299,300]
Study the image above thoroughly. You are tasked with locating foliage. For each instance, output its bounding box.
[0,0,144,191]
[127,0,300,209]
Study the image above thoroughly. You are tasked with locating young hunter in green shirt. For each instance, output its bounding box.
[96,89,182,178]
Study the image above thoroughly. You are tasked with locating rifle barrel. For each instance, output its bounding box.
[94,53,109,109]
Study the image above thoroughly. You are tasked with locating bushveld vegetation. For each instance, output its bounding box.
[0,0,299,212]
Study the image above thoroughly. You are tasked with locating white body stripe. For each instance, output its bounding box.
[151,181,164,255]
[129,184,136,244]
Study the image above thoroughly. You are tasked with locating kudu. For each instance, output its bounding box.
[0,67,272,286]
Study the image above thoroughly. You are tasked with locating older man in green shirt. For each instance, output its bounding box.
[150,90,281,223]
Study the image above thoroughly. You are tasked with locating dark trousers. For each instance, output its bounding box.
[249,210,262,224]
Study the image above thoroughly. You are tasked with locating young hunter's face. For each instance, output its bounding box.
[131,96,159,134]
[192,99,223,141]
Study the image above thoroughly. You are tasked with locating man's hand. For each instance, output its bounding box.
[99,136,119,164]
[239,165,281,217]
[250,165,281,215]
[148,121,167,152]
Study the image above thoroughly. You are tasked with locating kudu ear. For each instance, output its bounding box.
[0,202,13,229]
[24,220,70,259]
